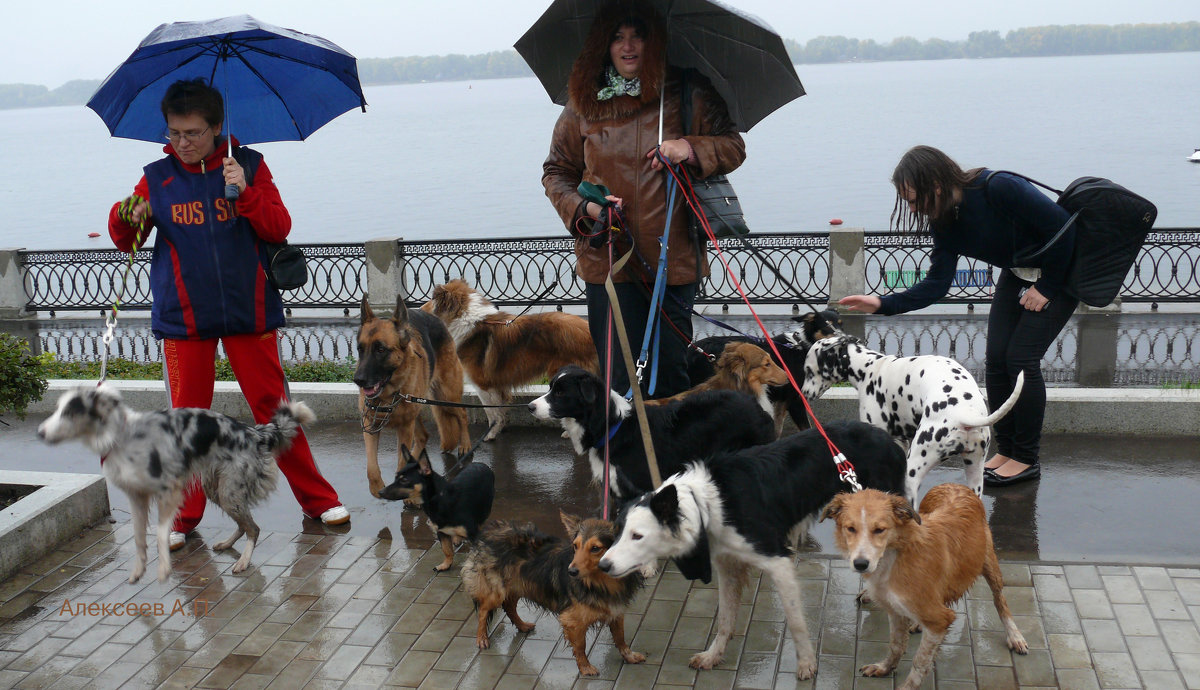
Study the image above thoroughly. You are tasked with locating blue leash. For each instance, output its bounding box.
[632,176,676,397]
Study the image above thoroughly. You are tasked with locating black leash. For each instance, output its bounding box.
[500,282,561,325]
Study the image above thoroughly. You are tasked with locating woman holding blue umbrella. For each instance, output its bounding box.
[109,79,349,549]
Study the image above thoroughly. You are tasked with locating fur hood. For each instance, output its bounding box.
[567,2,668,122]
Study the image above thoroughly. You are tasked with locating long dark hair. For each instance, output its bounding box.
[890,145,983,234]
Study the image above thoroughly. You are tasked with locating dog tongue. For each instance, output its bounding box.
[363,383,382,398]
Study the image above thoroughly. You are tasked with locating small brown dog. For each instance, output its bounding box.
[422,279,598,440]
[461,511,646,676]
[354,295,472,499]
[647,342,788,418]
[822,485,1028,689]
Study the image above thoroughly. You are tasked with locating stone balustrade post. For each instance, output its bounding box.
[1074,313,1120,387]
[0,249,33,320]
[363,238,407,317]
[826,228,867,337]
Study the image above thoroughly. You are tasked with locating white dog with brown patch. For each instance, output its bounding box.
[822,484,1028,689]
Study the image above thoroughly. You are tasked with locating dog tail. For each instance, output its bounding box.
[257,401,316,457]
[962,371,1025,429]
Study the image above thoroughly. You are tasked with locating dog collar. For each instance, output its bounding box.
[99,454,107,465]
[593,419,623,450]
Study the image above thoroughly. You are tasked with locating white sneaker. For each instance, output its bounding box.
[168,531,187,551]
[320,505,350,525]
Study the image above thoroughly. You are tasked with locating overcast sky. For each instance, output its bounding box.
[7,0,1197,88]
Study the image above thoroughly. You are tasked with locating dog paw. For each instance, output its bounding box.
[621,650,646,664]
[638,563,658,578]
[156,563,171,583]
[688,651,722,669]
[483,426,503,442]
[476,636,491,650]
[795,659,817,680]
[860,662,895,677]
[856,589,872,606]
[434,562,453,572]
[212,539,234,551]
[1008,634,1030,654]
[128,564,145,584]
[577,663,599,676]
[232,558,251,574]
[516,621,535,634]
[908,621,923,634]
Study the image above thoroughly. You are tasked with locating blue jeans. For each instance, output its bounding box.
[585,281,698,399]
[985,270,1078,464]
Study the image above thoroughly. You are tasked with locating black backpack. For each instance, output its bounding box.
[985,171,1157,307]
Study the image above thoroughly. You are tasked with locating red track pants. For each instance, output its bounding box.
[163,331,341,532]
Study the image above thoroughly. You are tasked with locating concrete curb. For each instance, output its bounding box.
[0,470,109,584]
[31,379,1200,436]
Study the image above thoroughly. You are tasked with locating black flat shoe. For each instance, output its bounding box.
[984,462,1041,487]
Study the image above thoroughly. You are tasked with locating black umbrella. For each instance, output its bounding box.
[515,0,804,131]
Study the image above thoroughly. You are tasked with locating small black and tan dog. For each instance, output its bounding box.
[462,511,646,676]
[385,445,495,571]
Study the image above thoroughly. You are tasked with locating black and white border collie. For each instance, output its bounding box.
[598,420,909,679]
[527,365,775,497]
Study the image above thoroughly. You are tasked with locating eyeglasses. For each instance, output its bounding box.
[164,126,211,144]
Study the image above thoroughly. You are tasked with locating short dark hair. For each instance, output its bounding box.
[890,145,983,234]
[160,78,223,127]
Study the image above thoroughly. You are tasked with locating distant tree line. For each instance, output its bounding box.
[2,22,1197,109]
[786,22,1200,63]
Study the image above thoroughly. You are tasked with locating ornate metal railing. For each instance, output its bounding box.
[17,229,1200,313]
[27,314,1200,387]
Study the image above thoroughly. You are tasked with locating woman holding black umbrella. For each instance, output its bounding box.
[109,79,350,549]
[542,2,746,397]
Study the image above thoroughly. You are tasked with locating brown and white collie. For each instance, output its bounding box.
[422,279,598,440]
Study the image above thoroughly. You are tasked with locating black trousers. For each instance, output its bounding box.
[985,270,1078,464]
[585,281,698,399]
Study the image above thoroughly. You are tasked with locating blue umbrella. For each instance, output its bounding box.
[87,14,367,145]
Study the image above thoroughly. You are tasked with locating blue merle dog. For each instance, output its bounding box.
[38,384,310,583]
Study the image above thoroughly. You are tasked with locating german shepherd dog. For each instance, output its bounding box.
[355,294,472,499]
[422,279,598,441]
[38,384,308,583]
[462,511,646,676]
[385,445,495,571]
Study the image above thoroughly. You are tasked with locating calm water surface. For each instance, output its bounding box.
[2,52,1198,249]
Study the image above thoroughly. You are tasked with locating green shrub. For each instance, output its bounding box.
[0,333,49,420]
[41,356,356,383]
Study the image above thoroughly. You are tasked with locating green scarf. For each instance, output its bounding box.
[596,65,642,101]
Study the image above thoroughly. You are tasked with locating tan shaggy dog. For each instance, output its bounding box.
[646,342,788,417]
[461,511,646,676]
[422,279,598,440]
[354,295,471,499]
[822,485,1028,690]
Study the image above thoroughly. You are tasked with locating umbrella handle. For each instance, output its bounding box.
[223,70,239,201]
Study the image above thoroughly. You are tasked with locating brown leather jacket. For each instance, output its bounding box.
[543,65,746,285]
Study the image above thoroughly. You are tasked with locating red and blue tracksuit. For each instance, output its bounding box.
[109,138,342,531]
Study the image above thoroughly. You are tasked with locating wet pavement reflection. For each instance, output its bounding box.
[7,417,1199,566]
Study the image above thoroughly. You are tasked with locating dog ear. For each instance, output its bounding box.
[560,510,581,537]
[416,448,433,475]
[890,495,922,525]
[400,444,416,464]
[792,312,815,326]
[393,296,410,329]
[820,494,846,522]
[649,484,680,527]
[360,294,374,324]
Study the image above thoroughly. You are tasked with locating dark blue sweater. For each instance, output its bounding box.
[878,170,1073,316]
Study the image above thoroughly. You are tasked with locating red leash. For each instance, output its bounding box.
[664,161,862,491]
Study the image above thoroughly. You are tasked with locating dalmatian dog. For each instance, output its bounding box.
[801,335,1024,500]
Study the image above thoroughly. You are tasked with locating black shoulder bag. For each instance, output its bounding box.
[233,145,308,291]
[680,70,748,239]
[984,171,1156,308]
